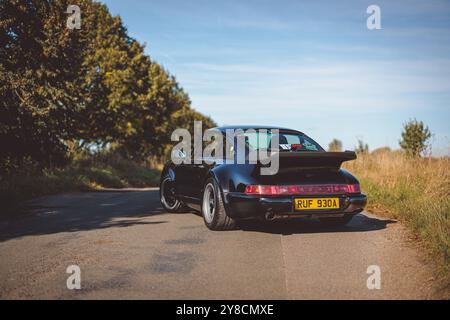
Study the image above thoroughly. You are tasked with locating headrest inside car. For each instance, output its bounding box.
[269,135,288,149]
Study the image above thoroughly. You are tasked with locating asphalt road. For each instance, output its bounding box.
[0,189,436,299]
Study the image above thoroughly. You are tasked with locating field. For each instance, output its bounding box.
[344,150,450,283]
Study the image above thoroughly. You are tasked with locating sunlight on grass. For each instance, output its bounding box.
[0,160,160,211]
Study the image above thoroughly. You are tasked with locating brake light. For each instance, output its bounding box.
[244,184,360,195]
[346,184,360,194]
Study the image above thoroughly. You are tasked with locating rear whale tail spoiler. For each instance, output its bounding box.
[269,151,357,169]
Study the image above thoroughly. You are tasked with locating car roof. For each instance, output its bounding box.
[211,125,303,134]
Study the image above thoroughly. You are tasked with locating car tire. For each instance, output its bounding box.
[319,215,354,226]
[201,178,236,231]
[160,176,184,213]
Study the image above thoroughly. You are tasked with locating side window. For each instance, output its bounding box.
[224,139,234,161]
[202,138,214,158]
[285,135,300,144]
[244,133,258,150]
[284,134,321,151]
[303,139,319,151]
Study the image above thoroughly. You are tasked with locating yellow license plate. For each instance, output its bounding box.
[294,198,340,210]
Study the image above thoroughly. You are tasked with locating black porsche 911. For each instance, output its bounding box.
[160,126,367,230]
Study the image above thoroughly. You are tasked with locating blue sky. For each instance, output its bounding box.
[101,0,450,155]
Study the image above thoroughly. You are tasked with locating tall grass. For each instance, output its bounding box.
[344,150,450,277]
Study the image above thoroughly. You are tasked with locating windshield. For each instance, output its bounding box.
[239,130,324,152]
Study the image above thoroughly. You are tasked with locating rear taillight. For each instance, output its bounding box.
[244,184,360,195]
[346,184,360,194]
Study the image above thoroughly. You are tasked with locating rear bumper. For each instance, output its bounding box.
[224,192,367,219]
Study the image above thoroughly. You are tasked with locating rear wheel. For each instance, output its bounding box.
[160,176,183,212]
[201,178,236,230]
[319,215,354,226]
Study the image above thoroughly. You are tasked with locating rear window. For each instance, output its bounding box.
[240,131,324,152]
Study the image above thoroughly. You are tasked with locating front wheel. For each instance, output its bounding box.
[201,178,236,230]
[160,176,183,212]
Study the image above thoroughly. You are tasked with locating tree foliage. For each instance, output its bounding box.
[1,0,86,169]
[0,0,215,173]
[399,119,431,157]
[328,139,343,152]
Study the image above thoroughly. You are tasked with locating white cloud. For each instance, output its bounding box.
[178,59,450,114]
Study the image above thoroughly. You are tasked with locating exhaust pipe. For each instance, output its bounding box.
[264,212,312,221]
[265,211,276,221]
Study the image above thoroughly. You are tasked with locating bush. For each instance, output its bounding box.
[399,119,431,156]
[328,139,343,152]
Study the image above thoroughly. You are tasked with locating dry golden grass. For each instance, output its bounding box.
[344,150,450,279]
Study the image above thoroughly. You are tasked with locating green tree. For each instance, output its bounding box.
[328,139,343,152]
[76,1,152,147]
[355,140,369,154]
[1,0,216,172]
[399,119,431,157]
[0,0,88,170]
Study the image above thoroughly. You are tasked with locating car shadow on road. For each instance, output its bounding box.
[0,190,169,242]
[237,213,397,235]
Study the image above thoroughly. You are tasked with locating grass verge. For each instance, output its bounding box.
[344,150,450,291]
[0,162,160,212]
